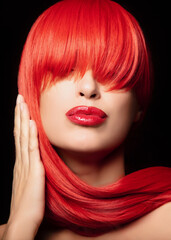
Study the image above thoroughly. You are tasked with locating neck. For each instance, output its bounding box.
[56,146,125,187]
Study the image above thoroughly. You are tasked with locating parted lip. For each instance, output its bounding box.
[65,106,107,118]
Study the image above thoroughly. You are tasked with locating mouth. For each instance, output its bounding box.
[65,106,108,126]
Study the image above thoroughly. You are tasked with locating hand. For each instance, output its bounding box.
[3,95,45,239]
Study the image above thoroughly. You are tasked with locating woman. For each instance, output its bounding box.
[1,0,171,239]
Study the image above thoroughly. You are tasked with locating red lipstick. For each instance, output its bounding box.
[66,106,107,126]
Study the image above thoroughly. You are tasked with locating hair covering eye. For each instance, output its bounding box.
[18,0,171,237]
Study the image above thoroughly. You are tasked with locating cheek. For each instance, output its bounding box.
[40,88,138,153]
[40,93,65,145]
[106,114,132,147]
[98,116,131,151]
[39,81,76,146]
[103,95,138,148]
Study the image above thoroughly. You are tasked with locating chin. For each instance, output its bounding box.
[66,142,104,153]
[52,140,105,154]
[58,139,118,155]
[49,129,123,155]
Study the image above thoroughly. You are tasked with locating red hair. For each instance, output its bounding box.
[18,0,171,236]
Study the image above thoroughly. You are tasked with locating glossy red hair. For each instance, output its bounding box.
[18,0,171,236]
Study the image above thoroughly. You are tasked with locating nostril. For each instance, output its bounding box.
[90,94,96,98]
[79,92,98,98]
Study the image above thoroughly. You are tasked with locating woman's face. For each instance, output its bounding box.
[40,70,140,154]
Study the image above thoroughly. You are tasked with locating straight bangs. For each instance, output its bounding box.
[17,1,171,236]
[20,0,151,108]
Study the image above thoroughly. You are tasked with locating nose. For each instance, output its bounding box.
[76,70,100,100]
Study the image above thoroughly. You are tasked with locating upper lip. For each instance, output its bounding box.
[66,106,107,118]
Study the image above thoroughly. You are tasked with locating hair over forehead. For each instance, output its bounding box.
[18,0,152,112]
[16,2,171,237]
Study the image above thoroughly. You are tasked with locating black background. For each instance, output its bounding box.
[1,0,170,224]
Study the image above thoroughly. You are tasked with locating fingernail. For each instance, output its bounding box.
[16,94,24,104]
[20,103,24,111]
[29,120,35,128]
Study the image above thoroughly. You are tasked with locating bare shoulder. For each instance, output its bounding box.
[0,224,7,239]
[119,202,171,240]
[36,203,171,240]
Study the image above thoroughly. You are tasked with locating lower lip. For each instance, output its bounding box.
[66,114,106,126]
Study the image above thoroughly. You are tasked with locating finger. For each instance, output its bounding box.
[29,120,40,161]
[14,104,21,161]
[29,120,41,170]
[14,95,24,162]
[20,102,30,165]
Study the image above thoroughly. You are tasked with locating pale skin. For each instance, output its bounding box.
[0,70,171,240]
[40,70,140,186]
